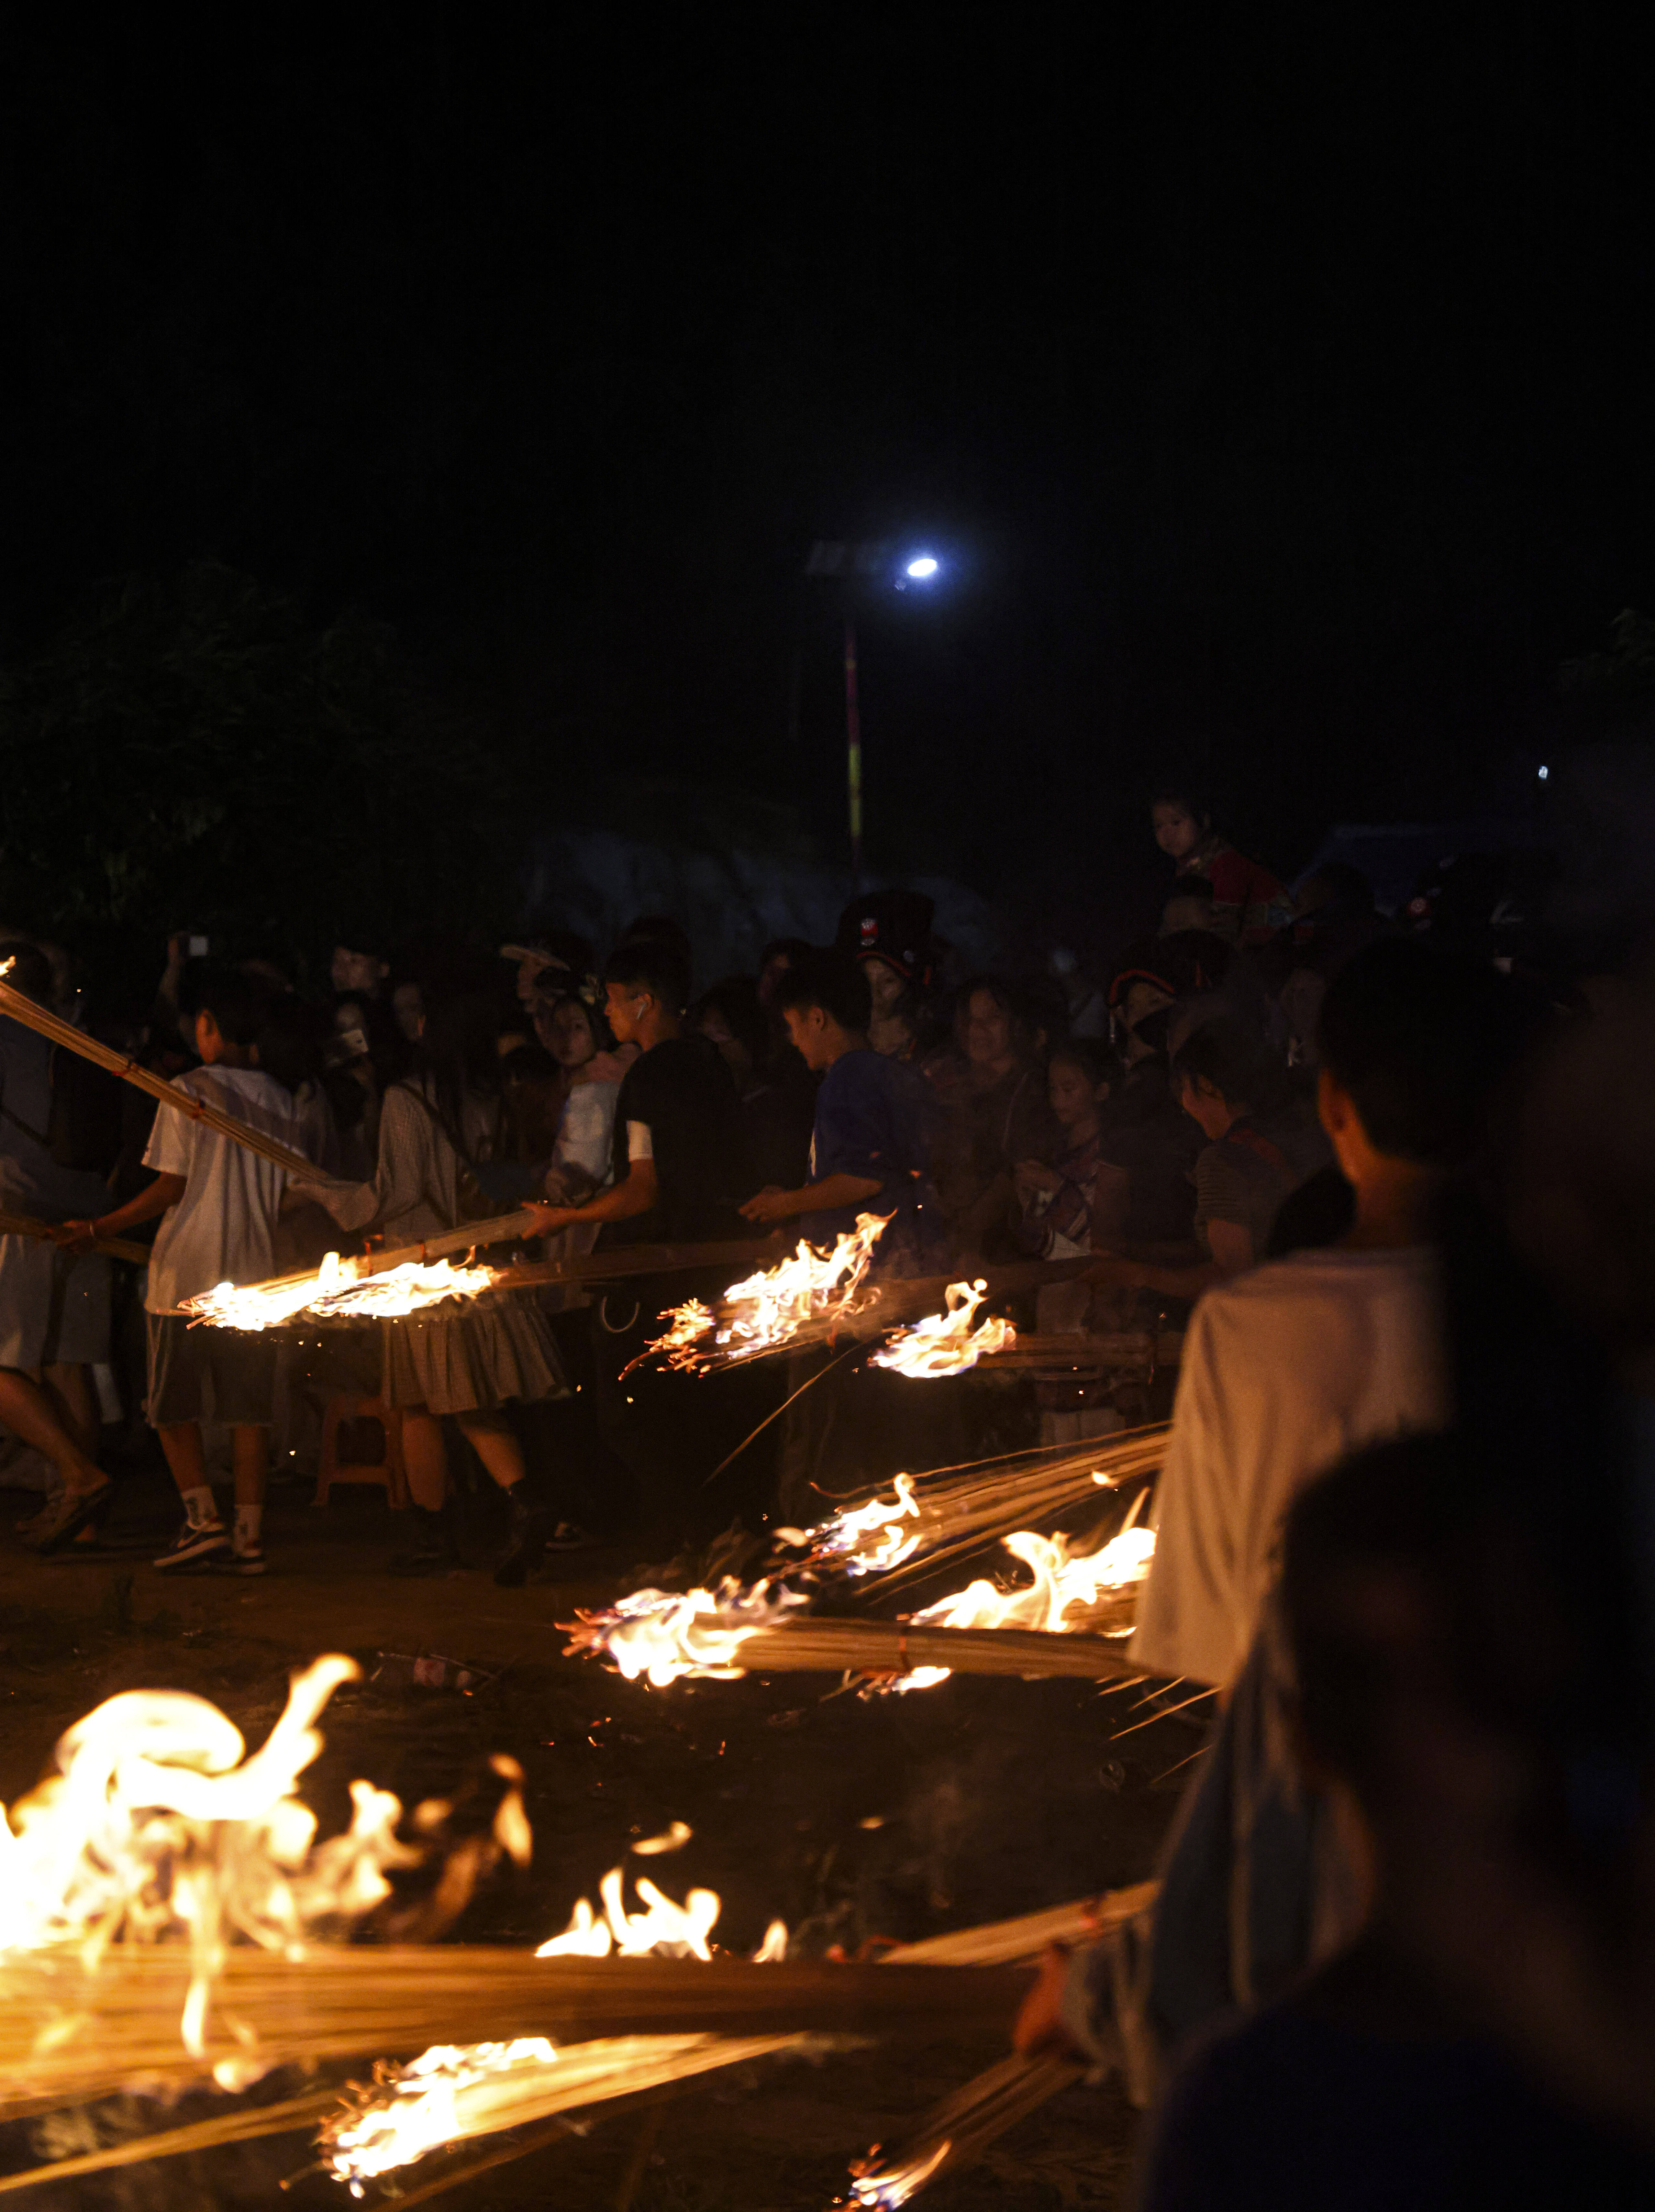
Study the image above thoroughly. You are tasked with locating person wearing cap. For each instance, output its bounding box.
[835,890,937,1062]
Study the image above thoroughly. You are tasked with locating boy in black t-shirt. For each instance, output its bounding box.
[525,941,753,1559]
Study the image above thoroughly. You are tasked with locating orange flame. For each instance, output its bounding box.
[646,1213,889,1371]
[328,1828,792,2185]
[878,1518,1156,1692]
[183,1251,497,1331]
[868,1281,1014,1378]
[563,1578,812,1687]
[778,1471,925,1578]
[0,1657,525,2078]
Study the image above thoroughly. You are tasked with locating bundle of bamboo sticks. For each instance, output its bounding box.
[794,1423,1168,1594]
[5,1886,1161,2194]
[0,1947,1026,2121]
[325,2031,820,2183]
[658,1614,1145,1686]
[324,1887,1160,2189]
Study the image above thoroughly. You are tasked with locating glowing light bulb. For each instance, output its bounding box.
[904,556,939,580]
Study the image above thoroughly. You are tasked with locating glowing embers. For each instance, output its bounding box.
[0,1656,523,2077]
[868,1281,1014,1378]
[563,1578,813,1687]
[183,1250,497,1331]
[644,1212,890,1372]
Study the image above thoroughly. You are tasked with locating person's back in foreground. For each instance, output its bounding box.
[1137,1433,1655,2210]
[1016,937,1536,2080]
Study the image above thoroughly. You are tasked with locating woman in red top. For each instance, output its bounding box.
[1151,787,1292,946]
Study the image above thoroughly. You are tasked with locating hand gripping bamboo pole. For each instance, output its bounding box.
[0,1207,151,1265]
[840,1884,1161,2207]
[0,972,338,1188]
[0,1889,1162,2195]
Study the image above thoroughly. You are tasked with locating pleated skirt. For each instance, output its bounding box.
[381,1289,567,1415]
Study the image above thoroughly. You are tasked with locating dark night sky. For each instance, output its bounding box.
[5,13,1654,897]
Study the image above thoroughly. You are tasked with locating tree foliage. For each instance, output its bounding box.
[0,563,512,990]
[1556,609,1655,703]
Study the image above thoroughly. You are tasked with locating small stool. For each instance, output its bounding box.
[316,1394,410,1510]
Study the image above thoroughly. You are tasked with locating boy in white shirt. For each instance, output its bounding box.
[1016,938,1534,2083]
[63,969,306,1574]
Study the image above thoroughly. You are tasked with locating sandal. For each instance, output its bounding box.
[30,1482,115,1556]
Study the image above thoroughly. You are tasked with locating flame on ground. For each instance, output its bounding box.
[563,1577,813,1687]
[0,1656,526,2075]
[183,1251,498,1331]
[868,1281,1014,1378]
[645,1212,890,1371]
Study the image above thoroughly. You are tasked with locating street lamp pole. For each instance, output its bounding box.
[843,613,863,889]
[804,542,942,888]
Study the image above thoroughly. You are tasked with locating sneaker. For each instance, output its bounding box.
[154,1518,229,1570]
[221,1541,267,1577]
[544,1521,599,1553]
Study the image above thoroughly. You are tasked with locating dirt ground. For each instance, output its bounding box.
[0,1454,1192,2210]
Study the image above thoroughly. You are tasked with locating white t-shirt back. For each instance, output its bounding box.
[142,1067,309,1313]
[1129,1245,1449,1689]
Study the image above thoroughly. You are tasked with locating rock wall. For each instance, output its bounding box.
[522,826,1005,987]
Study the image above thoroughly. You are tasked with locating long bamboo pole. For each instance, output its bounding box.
[587,1615,1144,1686]
[0,974,338,1188]
[0,1888,1162,2195]
[0,1949,1028,2120]
[0,1207,150,1266]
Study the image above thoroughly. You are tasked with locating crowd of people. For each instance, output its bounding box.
[0,782,1330,1583]
[4,763,1655,2200]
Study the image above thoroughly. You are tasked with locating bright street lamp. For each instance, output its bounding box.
[804,537,948,885]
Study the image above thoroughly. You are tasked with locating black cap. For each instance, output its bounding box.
[835,890,937,986]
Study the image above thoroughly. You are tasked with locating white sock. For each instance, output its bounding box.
[182,1486,217,1530]
[235,1501,263,1549]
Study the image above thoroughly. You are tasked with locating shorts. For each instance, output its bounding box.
[0,1235,112,1369]
[145,1312,278,1427]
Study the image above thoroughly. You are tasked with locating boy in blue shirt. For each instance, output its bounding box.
[739,947,945,1279]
